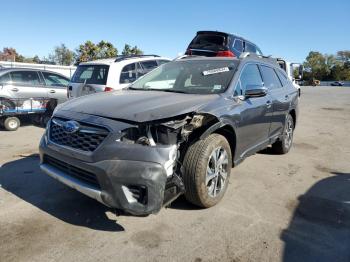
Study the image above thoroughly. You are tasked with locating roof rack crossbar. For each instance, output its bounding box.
[114,54,160,62]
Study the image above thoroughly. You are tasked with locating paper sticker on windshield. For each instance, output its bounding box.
[202,67,230,76]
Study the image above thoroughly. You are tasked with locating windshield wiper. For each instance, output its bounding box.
[159,89,187,94]
[128,87,187,94]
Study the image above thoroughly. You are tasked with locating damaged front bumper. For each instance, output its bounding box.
[39,111,183,215]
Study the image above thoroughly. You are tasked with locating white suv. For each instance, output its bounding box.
[68,55,170,98]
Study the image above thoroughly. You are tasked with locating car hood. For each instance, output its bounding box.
[58,90,221,122]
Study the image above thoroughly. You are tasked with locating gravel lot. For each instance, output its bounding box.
[0,86,349,262]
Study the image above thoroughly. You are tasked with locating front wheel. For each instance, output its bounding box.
[183,134,232,208]
[272,114,294,154]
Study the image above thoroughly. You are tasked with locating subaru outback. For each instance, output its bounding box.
[39,54,298,216]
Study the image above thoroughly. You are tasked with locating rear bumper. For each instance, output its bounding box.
[39,136,168,216]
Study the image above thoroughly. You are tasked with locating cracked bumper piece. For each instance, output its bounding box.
[39,141,167,216]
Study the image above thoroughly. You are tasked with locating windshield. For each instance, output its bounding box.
[71,65,109,84]
[130,60,237,94]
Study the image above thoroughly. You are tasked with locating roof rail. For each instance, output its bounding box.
[239,52,279,64]
[114,54,160,62]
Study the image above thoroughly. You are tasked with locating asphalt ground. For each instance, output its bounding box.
[0,86,349,262]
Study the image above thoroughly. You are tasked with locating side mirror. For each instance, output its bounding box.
[245,85,268,98]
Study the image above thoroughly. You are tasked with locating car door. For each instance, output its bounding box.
[235,63,273,157]
[41,71,69,104]
[8,70,48,99]
[259,65,290,137]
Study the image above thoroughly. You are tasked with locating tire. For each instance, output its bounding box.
[41,114,51,127]
[183,134,232,208]
[4,117,20,131]
[272,114,294,154]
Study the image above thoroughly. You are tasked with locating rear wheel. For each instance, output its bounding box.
[183,134,232,208]
[4,117,20,131]
[272,114,294,154]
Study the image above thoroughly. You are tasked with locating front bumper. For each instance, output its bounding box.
[39,112,176,215]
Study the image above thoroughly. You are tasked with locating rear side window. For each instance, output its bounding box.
[276,70,289,86]
[245,43,257,53]
[236,64,263,95]
[0,73,11,84]
[233,39,243,52]
[260,65,282,90]
[190,34,226,46]
[10,71,41,85]
[140,60,158,72]
[120,63,139,84]
[71,65,109,85]
[42,72,69,87]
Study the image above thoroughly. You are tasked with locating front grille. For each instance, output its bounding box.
[49,118,109,152]
[44,155,100,189]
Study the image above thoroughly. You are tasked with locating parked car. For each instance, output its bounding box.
[68,55,170,98]
[0,68,69,105]
[330,81,344,86]
[39,54,298,216]
[185,31,263,58]
[0,68,70,130]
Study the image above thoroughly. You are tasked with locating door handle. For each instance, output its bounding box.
[11,88,19,92]
[49,90,56,93]
[266,100,272,108]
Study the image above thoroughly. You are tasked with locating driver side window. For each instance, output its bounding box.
[235,64,263,95]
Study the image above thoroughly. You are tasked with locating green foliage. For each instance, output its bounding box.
[49,44,75,65]
[0,47,23,62]
[76,41,117,63]
[122,44,143,55]
[1,41,144,65]
[303,50,350,81]
[96,41,117,59]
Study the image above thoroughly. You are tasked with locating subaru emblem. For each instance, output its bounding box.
[63,120,80,134]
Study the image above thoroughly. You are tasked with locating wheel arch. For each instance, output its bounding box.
[289,109,296,128]
[198,119,237,164]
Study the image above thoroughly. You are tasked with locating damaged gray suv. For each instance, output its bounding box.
[39,54,298,215]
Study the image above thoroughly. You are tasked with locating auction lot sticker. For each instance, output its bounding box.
[202,67,230,76]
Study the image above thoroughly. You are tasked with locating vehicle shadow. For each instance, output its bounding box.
[167,195,202,211]
[0,155,124,232]
[281,172,350,262]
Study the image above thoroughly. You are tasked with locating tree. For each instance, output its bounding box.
[0,47,23,62]
[96,41,117,59]
[49,44,75,65]
[33,55,41,64]
[337,50,350,63]
[303,51,328,80]
[75,41,98,63]
[75,41,118,63]
[122,44,143,55]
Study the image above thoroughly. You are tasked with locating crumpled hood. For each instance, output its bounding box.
[58,90,221,122]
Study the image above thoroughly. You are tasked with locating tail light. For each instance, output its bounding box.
[216,51,235,57]
[104,87,113,92]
